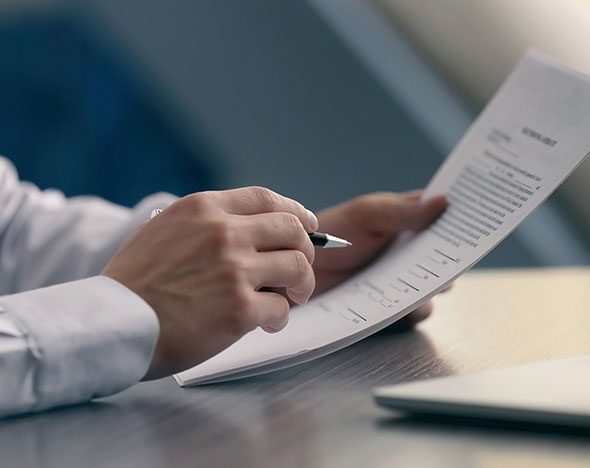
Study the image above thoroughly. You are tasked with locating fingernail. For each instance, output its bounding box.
[306,209,319,231]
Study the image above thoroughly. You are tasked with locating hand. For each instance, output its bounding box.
[102,187,318,380]
[312,190,448,326]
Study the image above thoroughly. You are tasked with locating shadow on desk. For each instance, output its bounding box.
[372,413,590,468]
[378,413,590,439]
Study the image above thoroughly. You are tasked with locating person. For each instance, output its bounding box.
[0,156,447,417]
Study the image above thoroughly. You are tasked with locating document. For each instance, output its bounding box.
[175,50,590,386]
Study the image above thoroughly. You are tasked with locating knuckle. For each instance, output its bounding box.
[206,219,235,249]
[183,192,212,213]
[356,194,383,215]
[282,212,304,235]
[250,186,279,211]
[291,250,311,278]
[279,213,314,262]
[351,193,396,229]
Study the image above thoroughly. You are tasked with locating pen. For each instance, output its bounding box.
[308,232,351,248]
[150,209,352,248]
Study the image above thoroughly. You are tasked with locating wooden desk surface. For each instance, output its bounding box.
[2,268,590,467]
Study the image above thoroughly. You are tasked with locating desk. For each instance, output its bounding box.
[1,268,590,467]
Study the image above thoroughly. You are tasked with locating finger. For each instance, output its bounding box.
[243,212,315,265]
[402,189,423,201]
[253,250,316,304]
[353,192,447,235]
[255,291,291,333]
[212,187,318,232]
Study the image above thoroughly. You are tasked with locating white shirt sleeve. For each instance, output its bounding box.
[0,276,159,417]
[0,156,178,416]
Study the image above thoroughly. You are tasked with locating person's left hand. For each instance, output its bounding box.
[311,190,448,327]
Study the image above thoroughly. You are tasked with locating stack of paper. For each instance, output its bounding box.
[175,51,590,387]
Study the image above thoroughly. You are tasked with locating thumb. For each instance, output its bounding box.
[351,191,447,235]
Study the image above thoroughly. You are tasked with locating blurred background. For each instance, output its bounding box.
[0,0,588,267]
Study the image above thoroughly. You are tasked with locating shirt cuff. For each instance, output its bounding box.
[0,276,159,414]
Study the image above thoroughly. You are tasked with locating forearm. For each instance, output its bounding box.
[0,276,159,417]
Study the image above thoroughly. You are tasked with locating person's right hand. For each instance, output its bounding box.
[101,187,318,380]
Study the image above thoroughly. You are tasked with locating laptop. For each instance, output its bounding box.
[374,356,590,428]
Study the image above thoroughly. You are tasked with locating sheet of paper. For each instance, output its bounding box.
[175,50,590,386]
